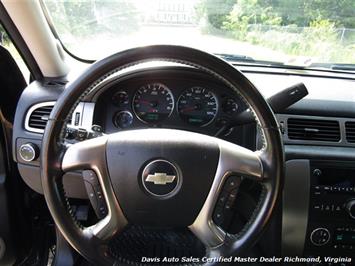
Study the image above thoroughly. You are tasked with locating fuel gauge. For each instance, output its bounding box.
[112,91,129,107]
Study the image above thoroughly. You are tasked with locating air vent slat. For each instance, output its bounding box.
[288,125,340,131]
[287,118,340,142]
[288,129,340,133]
[27,103,54,131]
[29,123,47,128]
[288,132,340,137]
[345,122,355,143]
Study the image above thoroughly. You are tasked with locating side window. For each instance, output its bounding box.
[0,24,30,83]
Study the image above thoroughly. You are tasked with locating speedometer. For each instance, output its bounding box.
[177,87,218,126]
[133,83,174,123]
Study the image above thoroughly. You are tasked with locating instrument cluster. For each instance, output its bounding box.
[94,76,248,135]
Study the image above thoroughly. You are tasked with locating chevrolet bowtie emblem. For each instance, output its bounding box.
[145,173,176,185]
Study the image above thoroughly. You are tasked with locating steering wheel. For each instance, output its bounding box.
[41,45,283,265]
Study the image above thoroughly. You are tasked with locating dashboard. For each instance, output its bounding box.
[11,64,355,262]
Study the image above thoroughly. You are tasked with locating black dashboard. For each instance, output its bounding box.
[11,64,355,262]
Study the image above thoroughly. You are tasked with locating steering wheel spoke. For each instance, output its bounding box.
[61,136,108,172]
[217,140,264,180]
[189,140,264,249]
[61,136,128,242]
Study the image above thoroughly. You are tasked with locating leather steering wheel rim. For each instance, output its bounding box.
[41,45,284,265]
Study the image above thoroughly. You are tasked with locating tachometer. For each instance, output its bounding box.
[133,83,174,123]
[177,87,218,126]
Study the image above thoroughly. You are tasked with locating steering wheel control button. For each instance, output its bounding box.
[310,228,331,246]
[217,191,228,206]
[224,176,241,191]
[83,170,99,187]
[213,207,224,226]
[82,170,107,219]
[83,181,98,210]
[19,143,39,162]
[213,176,241,227]
[142,159,180,197]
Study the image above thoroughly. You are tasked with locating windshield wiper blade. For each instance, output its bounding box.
[214,53,255,63]
[331,64,355,72]
[308,63,355,72]
[215,53,290,67]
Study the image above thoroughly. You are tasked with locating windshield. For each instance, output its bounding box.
[44,0,355,69]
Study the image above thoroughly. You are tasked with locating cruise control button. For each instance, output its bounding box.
[82,170,100,187]
[213,207,224,226]
[224,176,240,191]
[229,188,238,199]
[224,201,234,211]
[83,180,98,209]
[217,191,228,206]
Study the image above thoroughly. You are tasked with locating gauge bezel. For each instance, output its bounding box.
[132,83,175,124]
[222,97,239,115]
[177,86,219,127]
[113,110,134,129]
[111,90,129,107]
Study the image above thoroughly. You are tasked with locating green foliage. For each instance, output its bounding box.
[195,0,235,30]
[304,0,355,28]
[222,0,281,39]
[0,24,10,44]
[197,0,355,63]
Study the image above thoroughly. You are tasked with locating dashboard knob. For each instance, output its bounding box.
[19,143,39,162]
[310,228,330,246]
[345,199,355,219]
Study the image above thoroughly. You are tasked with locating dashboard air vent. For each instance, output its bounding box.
[345,122,355,143]
[26,102,55,133]
[287,118,340,142]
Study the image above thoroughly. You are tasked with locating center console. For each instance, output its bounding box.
[304,161,355,257]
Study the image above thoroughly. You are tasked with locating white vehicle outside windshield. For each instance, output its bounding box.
[44,0,355,69]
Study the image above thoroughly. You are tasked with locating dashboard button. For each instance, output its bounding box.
[19,143,39,162]
[65,127,77,139]
[310,228,330,246]
[345,199,355,219]
[313,169,322,177]
[76,128,88,141]
[91,124,103,132]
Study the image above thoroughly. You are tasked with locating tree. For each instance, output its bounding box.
[0,24,9,44]
[222,0,282,39]
[195,0,236,30]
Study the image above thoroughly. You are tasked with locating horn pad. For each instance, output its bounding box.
[106,129,219,226]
